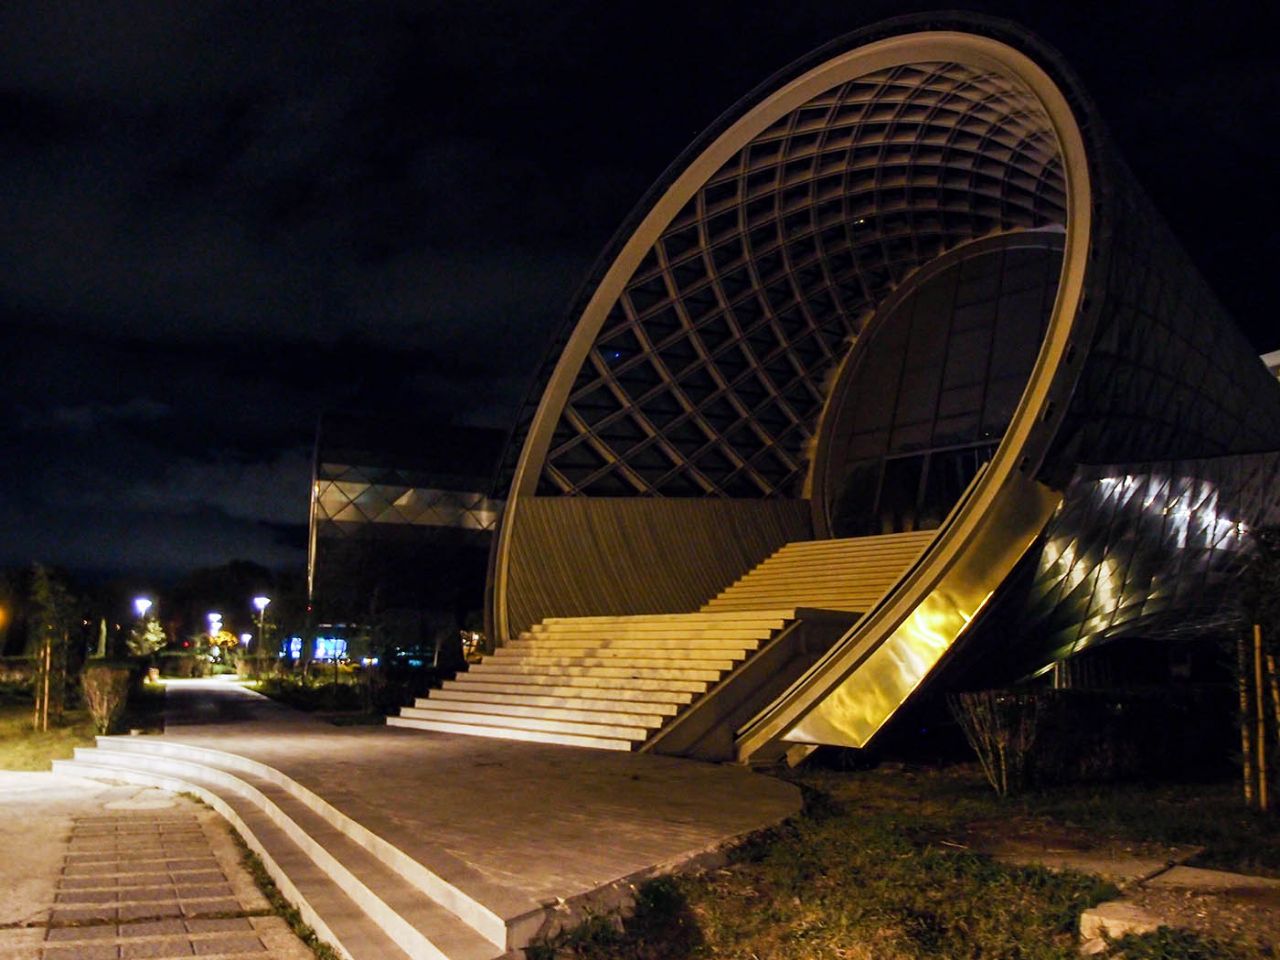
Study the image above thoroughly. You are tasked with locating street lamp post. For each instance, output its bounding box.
[126,597,153,660]
[252,596,271,655]
[206,612,222,665]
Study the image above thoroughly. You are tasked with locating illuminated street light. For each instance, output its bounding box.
[133,597,153,618]
[251,597,270,655]
[240,633,252,647]
[207,612,222,634]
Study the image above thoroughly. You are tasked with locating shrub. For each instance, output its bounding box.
[951,686,1235,795]
[82,665,130,734]
[949,690,1040,796]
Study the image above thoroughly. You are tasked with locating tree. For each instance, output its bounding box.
[1238,526,1280,809]
[27,565,77,731]
[127,617,167,659]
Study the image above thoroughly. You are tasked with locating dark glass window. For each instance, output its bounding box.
[827,236,1062,535]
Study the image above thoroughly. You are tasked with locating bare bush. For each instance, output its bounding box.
[82,665,131,734]
[949,690,1040,797]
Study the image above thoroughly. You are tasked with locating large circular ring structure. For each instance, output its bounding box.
[492,17,1094,650]
[488,14,1280,757]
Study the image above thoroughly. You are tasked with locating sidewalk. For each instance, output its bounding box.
[144,679,802,913]
[0,771,311,960]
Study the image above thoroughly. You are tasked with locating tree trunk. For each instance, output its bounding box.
[1266,652,1280,751]
[1241,632,1255,807]
[41,637,51,732]
[1258,625,1270,812]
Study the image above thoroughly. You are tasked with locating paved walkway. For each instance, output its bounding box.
[0,773,311,960]
[155,679,802,914]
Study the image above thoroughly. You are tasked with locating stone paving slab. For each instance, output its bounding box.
[1146,864,1280,892]
[0,774,311,960]
[146,679,802,920]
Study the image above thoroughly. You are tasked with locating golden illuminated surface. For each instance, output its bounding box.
[778,476,1060,749]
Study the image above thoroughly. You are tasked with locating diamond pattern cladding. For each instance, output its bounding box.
[315,464,502,532]
[1017,453,1280,666]
[544,61,1065,498]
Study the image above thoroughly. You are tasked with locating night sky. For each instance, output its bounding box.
[3,1,1276,582]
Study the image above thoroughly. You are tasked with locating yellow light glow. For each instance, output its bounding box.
[763,475,1060,753]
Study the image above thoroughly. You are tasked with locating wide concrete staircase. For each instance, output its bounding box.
[701,530,935,612]
[389,531,935,751]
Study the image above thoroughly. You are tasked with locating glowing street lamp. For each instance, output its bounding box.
[207,612,222,635]
[251,596,270,653]
[133,597,153,619]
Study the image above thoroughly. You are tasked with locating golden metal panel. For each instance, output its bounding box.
[779,475,1059,748]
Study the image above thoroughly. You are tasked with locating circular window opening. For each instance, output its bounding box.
[819,230,1066,537]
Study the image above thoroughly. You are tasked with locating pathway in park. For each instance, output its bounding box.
[148,678,802,915]
[0,772,311,960]
[45,678,801,959]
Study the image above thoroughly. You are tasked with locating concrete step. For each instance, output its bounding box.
[397,706,650,741]
[703,599,865,611]
[536,609,795,625]
[55,748,503,960]
[765,546,928,561]
[496,642,757,660]
[387,716,634,751]
[527,624,780,638]
[705,590,885,602]
[407,698,668,727]
[76,736,519,950]
[773,533,934,551]
[504,640,757,655]
[440,679,696,704]
[450,672,709,694]
[488,654,740,672]
[770,536,926,544]
[717,570,906,583]
[704,591,888,603]
[427,689,679,716]
[468,662,724,682]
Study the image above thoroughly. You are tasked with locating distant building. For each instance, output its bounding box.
[306,414,504,660]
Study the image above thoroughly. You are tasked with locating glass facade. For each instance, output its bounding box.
[1009,452,1280,673]
[825,234,1061,535]
[501,60,1065,500]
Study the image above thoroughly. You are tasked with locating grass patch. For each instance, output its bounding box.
[0,677,167,769]
[0,691,97,770]
[1010,780,1280,879]
[531,765,1266,959]
[1107,927,1259,960]
[230,829,343,960]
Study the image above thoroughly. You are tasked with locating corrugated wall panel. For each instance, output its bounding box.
[504,498,812,637]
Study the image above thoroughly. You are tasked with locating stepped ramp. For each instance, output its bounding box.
[57,680,801,960]
[700,531,936,613]
[391,532,934,754]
